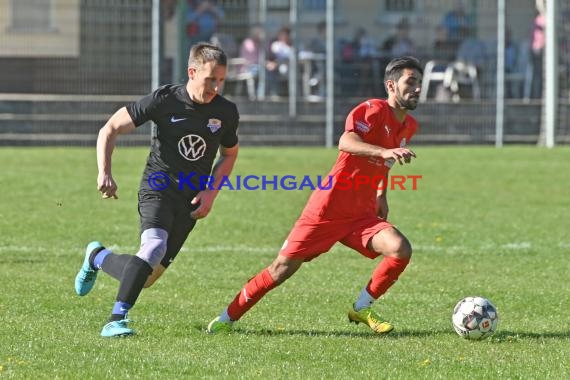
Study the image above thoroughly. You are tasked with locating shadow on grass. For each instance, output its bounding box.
[194,324,570,340]
[490,330,570,341]
[193,323,452,339]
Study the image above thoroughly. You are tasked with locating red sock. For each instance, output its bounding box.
[366,256,410,299]
[227,268,277,321]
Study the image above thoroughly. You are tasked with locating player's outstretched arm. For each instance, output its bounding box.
[96,107,136,199]
[339,131,385,157]
[339,131,416,165]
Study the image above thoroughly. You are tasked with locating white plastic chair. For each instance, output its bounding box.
[225,58,256,100]
[419,60,452,102]
[444,61,481,102]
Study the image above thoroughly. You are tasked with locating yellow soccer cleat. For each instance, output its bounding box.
[348,306,394,334]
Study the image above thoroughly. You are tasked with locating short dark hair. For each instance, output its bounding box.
[188,42,227,69]
[384,56,423,92]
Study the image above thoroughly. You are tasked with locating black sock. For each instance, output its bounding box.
[109,256,153,321]
[88,247,105,269]
[110,314,127,322]
[101,253,132,281]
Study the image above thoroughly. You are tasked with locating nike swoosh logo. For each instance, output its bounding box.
[170,116,187,123]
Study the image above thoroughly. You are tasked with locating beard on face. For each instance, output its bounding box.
[396,88,418,110]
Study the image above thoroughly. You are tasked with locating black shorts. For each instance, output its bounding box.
[138,189,198,268]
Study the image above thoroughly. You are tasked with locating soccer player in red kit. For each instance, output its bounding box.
[208,56,423,334]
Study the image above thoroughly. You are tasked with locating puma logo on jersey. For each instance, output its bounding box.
[242,289,252,302]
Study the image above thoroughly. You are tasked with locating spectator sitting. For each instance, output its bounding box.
[504,29,518,72]
[433,25,458,62]
[453,27,486,99]
[308,21,327,54]
[266,26,293,97]
[456,27,488,73]
[239,25,263,77]
[341,27,380,96]
[341,27,378,63]
[382,18,415,59]
[442,0,474,45]
[304,21,327,97]
[186,0,224,46]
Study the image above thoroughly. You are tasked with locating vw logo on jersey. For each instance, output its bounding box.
[207,118,222,133]
[178,134,207,161]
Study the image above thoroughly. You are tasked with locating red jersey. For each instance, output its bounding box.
[303,99,418,219]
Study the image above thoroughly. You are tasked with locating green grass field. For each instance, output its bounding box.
[1,146,569,379]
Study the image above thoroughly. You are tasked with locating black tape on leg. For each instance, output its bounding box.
[116,256,153,306]
[101,253,132,281]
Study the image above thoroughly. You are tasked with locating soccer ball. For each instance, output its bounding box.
[452,296,499,340]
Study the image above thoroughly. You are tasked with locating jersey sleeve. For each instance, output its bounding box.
[220,102,239,148]
[125,85,171,127]
[345,100,384,138]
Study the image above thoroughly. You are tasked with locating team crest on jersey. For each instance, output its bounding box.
[207,118,222,133]
[355,120,370,133]
[178,134,207,161]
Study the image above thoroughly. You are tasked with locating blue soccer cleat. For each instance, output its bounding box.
[101,319,135,337]
[74,241,103,296]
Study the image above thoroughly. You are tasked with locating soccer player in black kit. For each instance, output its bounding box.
[74,43,239,337]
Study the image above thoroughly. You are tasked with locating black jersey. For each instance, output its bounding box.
[126,84,239,198]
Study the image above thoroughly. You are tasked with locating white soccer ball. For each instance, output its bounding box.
[452,296,499,340]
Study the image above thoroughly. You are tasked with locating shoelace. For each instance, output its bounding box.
[362,309,384,324]
[106,319,133,328]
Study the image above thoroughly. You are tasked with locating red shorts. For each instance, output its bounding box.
[279,213,393,261]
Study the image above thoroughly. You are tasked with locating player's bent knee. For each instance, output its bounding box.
[396,237,413,259]
[136,228,168,268]
[371,229,412,258]
[383,235,412,259]
[137,238,167,268]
